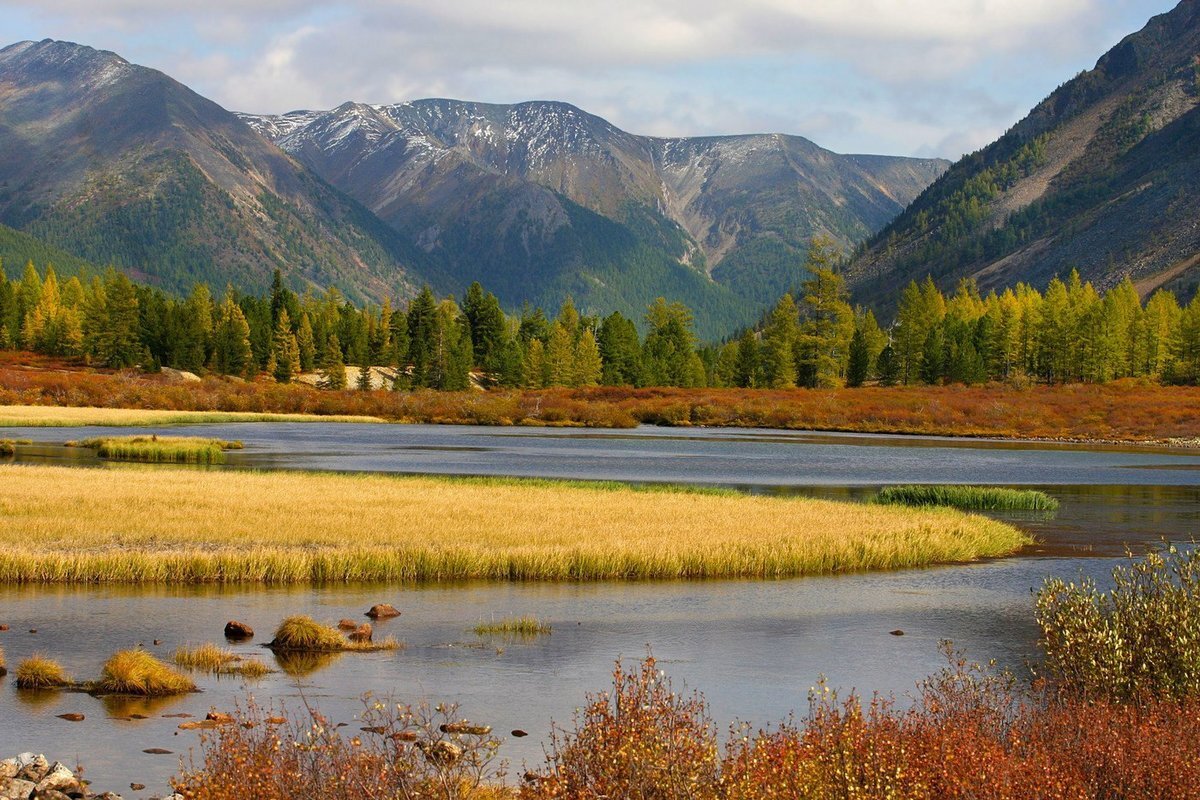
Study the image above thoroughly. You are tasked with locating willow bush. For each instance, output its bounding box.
[1036,543,1200,701]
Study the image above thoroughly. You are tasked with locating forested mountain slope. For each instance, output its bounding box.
[0,39,434,304]
[846,0,1200,310]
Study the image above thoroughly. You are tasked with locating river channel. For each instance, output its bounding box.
[0,423,1197,793]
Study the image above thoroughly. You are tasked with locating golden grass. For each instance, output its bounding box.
[173,643,273,678]
[14,654,72,689]
[268,615,401,652]
[73,435,243,464]
[0,405,381,427]
[94,649,196,696]
[0,464,1030,584]
[473,615,552,637]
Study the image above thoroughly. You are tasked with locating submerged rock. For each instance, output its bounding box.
[223,621,253,640]
[365,604,401,620]
[336,619,358,631]
[348,623,373,644]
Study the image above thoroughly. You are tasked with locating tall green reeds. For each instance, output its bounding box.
[876,485,1058,511]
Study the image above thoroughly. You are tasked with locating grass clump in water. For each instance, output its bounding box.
[73,435,242,464]
[875,485,1058,512]
[267,615,401,653]
[93,649,196,696]
[473,615,552,637]
[15,654,72,689]
[173,643,272,678]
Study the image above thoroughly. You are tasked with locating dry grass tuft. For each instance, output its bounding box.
[14,654,72,689]
[94,649,196,696]
[173,643,273,678]
[268,616,401,653]
[0,465,1029,585]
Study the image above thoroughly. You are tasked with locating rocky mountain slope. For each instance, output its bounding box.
[242,100,946,330]
[846,0,1200,310]
[0,39,433,302]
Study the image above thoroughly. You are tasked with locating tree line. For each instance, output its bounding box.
[2,244,1198,389]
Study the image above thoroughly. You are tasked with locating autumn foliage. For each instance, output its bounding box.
[2,355,1199,442]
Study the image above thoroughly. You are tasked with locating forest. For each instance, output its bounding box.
[2,237,1199,389]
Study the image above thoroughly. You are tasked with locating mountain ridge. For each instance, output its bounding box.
[845,0,1200,311]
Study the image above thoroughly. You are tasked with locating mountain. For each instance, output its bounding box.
[0,39,434,303]
[846,0,1200,310]
[241,101,947,334]
[0,221,97,279]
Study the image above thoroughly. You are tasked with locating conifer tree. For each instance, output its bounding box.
[761,293,798,388]
[598,311,641,385]
[212,293,253,376]
[320,334,346,389]
[271,309,300,383]
[296,312,316,373]
[572,328,603,387]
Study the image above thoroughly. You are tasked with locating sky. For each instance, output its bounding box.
[0,0,1179,159]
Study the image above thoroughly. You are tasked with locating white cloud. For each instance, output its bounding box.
[0,0,1177,156]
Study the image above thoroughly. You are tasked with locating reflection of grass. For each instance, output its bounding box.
[876,485,1059,512]
[15,655,72,689]
[73,435,243,464]
[273,649,343,677]
[173,643,272,678]
[93,649,196,696]
[473,616,551,637]
[0,405,381,427]
[0,465,1030,584]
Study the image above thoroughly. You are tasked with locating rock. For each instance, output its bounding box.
[28,630,36,635]
[130,783,145,791]
[16,754,49,782]
[141,749,172,755]
[0,778,36,800]
[55,714,84,722]
[204,712,234,724]
[348,623,373,644]
[511,729,529,738]
[0,761,17,780]
[889,629,905,636]
[365,604,400,620]
[336,619,357,631]
[93,794,124,800]
[160,367,201,384]
[177,721,219,731]
[33,790,73,800]
[0,624,9,631]
[161,713,192,719]
[34,762,84,797]
[223,621,253,640]
[152,640,161,646]
[391,731,418,742]
[265,716,287,725]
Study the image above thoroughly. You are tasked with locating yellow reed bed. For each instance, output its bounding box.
[0,405,381,427]
[0,464,1030,584]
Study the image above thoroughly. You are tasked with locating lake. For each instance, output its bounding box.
[0,423,1197,793]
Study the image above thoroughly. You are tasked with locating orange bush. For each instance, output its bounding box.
[1,355,1198,441]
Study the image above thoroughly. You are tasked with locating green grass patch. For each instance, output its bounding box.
[875,485,1059,512]
[72,435,243,464]
[473,615,552,637]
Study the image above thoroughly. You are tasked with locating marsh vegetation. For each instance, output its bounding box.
[71,435,243,464]
[0,465,1028,584]
[876,485,1059,511]
[472,616,551,637]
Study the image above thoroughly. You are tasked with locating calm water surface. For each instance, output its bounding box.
[1,424,1198,794]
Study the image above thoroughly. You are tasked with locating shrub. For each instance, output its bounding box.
[14,654,72,689]
[173,697,505,800]
[94,649,196,695]
[522,656,721,799]
[1036,543,1200,701]
[876,484,1059,511]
